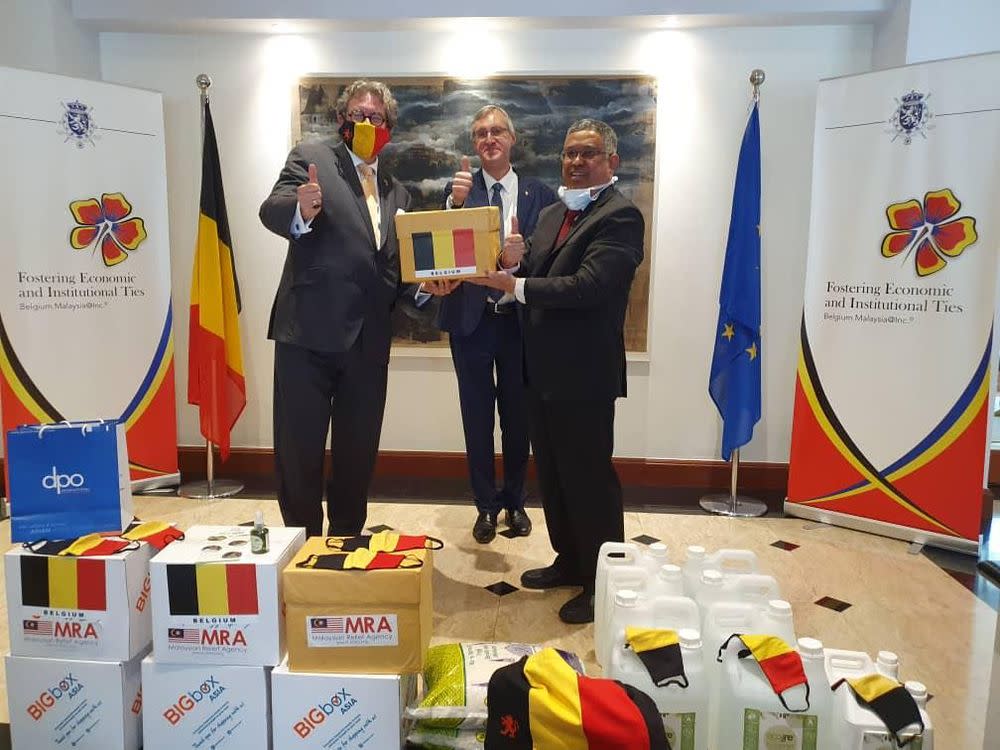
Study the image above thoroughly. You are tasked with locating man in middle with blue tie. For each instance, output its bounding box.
[440,105,557,544]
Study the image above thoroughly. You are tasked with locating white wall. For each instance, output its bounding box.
[98,24,872,462]
[906,0,999,63]
[872,0,910,69]
[1,0,100,78]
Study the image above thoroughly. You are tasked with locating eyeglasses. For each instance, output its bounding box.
[472,126,510,141]
[561,148,607,162]
[346,109,386,127]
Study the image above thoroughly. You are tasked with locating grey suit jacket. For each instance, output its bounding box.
[259,141,412,358]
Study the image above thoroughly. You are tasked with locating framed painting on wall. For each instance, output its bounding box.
[294,75,656,352]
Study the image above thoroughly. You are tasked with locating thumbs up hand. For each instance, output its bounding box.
[297,162,323,221]
[450,156,473,208]
[500,215,525,268]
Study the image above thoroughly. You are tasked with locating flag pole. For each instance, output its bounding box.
[700,69,768,519]
[178,73,244,501]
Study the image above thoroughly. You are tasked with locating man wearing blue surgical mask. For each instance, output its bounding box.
[468,119,644,624]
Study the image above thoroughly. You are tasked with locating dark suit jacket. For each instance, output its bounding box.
[259,141,411,358]
[519,187,644,401]
[438,170,557,337]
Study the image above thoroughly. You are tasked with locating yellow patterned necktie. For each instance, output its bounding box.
[358,163,381,247]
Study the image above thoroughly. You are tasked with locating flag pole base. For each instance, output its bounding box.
[699,494,769,518]
[178,479,243,499]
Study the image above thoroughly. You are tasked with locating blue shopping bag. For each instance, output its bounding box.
[8,420,133,542]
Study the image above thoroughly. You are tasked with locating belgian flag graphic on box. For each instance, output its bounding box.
[395,206,501,283]
[166,563,259,615]
[19,556,107,610]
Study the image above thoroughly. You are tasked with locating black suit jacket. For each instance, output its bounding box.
[519,187,644,400]
[438,169,557,336]
[259,141,412,358]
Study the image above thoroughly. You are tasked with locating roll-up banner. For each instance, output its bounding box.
[0,67,179,493]
[787,53,1000,554]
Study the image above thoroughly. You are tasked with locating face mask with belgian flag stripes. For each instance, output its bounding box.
[718,634,811,711]
[624,627,689,688]
[296,548,425,571]
[324,531,443,553]
[832,675,925,746]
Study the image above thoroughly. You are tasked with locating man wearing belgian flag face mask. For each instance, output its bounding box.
[260,80,412,537]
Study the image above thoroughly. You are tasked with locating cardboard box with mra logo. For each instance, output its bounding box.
[282,536,432,673]
[4,542,153,662]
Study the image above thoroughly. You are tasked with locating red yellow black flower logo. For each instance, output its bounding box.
[881,188,977,277]
[69,192,147,266]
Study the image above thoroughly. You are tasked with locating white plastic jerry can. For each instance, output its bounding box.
[607,628,709,750]
[715,633,830,750]
[693,570,783,629]
[649,563,685,598]
[704,600,798,749]
[603,589,700,671]
[827,648,932,749]
[596,542,673,666]
[595,542,643,666]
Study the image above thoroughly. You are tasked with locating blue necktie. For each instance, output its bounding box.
[491,183,505,243]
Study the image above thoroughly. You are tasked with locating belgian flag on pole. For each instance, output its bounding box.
[188,100,246,460]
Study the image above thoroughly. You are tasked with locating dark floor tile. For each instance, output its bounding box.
[631,534,661,546]
[484,581,519,597]
[366,524,394,533]
[815,595,852,612]
[771,540,800,551]
[498,528,520,539]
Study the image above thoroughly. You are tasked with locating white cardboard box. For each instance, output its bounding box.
[4,542,153,661]
[150,525,305,666]
[141,655,271,750]
[270,658,415,750]
[6,650,145,750]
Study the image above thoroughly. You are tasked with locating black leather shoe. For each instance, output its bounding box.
[558,591,595,624]
[520,562,583,590]
[505,508,532,536]
[472,512,498,544]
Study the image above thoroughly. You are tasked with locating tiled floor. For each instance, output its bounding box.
[0,494,996,749]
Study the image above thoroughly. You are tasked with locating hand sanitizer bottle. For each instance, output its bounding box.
[251,510,269,554]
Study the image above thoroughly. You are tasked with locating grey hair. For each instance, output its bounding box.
[566,118,618,155]
[471,105,516,140]
[335,80,400,130]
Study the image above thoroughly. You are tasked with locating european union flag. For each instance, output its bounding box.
[709,103,761,461]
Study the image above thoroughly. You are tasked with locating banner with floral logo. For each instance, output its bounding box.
[786,53,1000,552]
[0,67,178,491]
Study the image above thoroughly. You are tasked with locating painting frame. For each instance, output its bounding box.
[293,74,656,352]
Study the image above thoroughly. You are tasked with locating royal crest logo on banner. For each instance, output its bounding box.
[786,54,1000,552]
[0,67,179,491]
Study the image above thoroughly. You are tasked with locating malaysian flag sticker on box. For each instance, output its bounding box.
[307,614,399,648]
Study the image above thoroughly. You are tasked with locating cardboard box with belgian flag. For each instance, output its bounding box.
[149,525,305,666]
[282,536,433,674]
[395,205,500,283]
